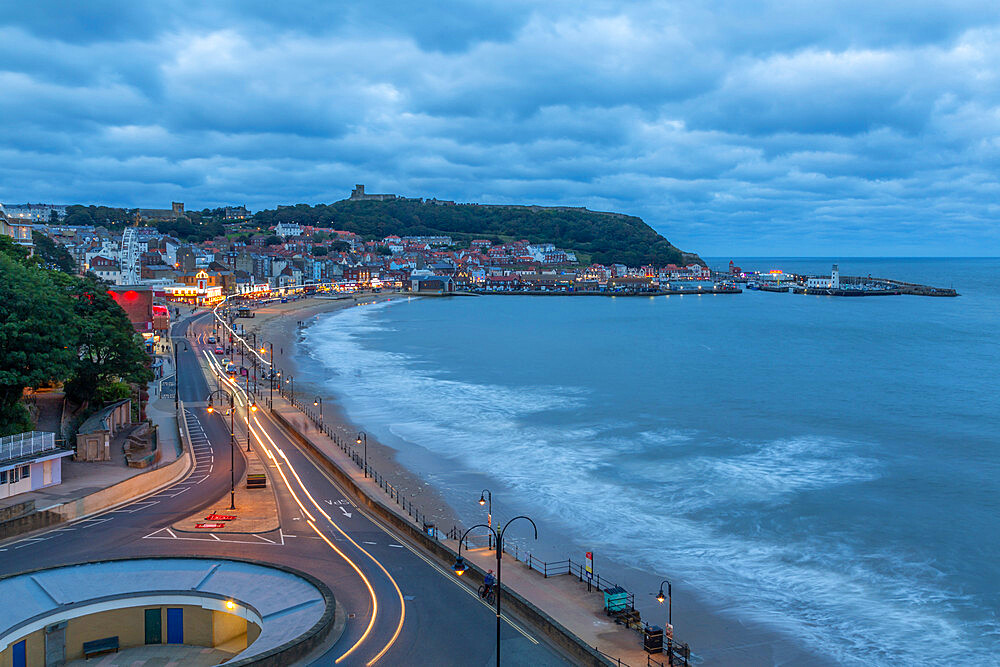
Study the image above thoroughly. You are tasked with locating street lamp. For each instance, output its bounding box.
[479,489,493,549]
[356,432,368,478]
[206,388,236,510]
[247,396,258,452]
[313,396,323,427]
[453,515,538,667]
[173,339,189,410]
[656,579,672,627]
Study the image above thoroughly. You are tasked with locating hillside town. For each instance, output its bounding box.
[0,201,714,306]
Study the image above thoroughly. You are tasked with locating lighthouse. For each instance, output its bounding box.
[831,264,840,288]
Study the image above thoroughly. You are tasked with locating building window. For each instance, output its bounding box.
[22,465,30,478]
[0,470,6,484]
[9,468,18,484]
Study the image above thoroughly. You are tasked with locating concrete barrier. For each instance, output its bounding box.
[0,403,193,541]
[270,410,613,667]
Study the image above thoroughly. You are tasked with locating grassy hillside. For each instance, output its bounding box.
[252,200,701,267]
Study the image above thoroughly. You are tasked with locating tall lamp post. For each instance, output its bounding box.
[479,489,493,549]
[453,515,538,667]
[244,382,258,452]
[173,339,188,410]
[655,579,673,627]
[356,432,368,478]
[313,396,323,427]
[259,340,273,407]
[206,389,236,510]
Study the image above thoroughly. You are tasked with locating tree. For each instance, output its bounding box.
[376,246,392,255]
[58,273,153,405]
[264,235,282,246]
[312,245,329,256]
[0,255,77,435]
[31,232,76,272]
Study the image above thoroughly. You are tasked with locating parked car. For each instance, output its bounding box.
[214,347,224,355]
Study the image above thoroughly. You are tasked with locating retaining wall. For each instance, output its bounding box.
[0,403,193,541]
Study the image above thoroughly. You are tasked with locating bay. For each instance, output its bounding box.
[300,257,1000,665]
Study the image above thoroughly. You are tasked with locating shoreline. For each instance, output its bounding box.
[236,293,466,532]
[237,292,830,666]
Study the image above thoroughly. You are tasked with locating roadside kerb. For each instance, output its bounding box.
[268,408,615,667]
[0,401,194,541]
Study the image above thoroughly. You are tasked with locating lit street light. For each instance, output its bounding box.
[356,432,368,478]
[313,396,323,427]
[206,388,236,510]
[453,515,538,667]
[479,489,493,549]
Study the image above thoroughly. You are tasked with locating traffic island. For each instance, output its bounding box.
[172,450,280,534]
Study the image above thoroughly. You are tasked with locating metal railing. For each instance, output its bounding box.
[0,431,57,464]
[278,387,437,533]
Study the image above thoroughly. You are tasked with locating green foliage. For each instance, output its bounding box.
[31,232,76,272]
[0,255,78,430]
[329,240,350,253]
[94,381,131,404]
[58,273,154,404]
[0,235,30,262]
[264,235,281,246]
[252,199,699,267]
[312,245,329,256]
[156,215,224,243]
[0,254,153,433]
[65,204,132,229]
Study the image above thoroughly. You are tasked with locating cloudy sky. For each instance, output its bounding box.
[2,1,999,255]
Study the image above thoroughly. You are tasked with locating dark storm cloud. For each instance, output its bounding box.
[2,1,999,255]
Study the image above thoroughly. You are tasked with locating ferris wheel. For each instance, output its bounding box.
[120,226,141,285]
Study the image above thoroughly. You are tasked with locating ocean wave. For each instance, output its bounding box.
[300,302,1000,666]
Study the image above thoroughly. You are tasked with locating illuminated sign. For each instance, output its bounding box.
[195,523,226,529]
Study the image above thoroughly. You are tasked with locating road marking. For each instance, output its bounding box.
[388,544,403,548]
[363,541,377,545]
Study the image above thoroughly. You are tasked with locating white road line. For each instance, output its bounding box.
[253,534,276,544]
[210,533,221,541]
[363,541,377,545]
[388,544,403,548]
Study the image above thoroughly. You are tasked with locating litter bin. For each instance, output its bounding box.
[644,625,664,653]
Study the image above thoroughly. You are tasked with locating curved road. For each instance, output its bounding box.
[0,312,571,666]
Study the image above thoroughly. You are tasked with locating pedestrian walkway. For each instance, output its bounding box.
[264,392,662,667]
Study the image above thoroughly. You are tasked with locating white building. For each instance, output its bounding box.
[0,432,73,501]
[807,264,841,289]
[275,222,302,238]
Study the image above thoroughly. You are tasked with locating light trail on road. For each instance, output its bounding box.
[202,347,405,665]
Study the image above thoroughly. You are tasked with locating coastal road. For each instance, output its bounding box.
[0,311,571,666]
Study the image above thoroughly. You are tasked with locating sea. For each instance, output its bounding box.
[299,258,1000,666]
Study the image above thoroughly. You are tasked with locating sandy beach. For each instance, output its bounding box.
[233,293,465,531]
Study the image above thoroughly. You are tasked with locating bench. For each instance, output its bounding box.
[82,636,118,658]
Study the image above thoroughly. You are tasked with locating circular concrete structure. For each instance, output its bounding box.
[0,557,335,665]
